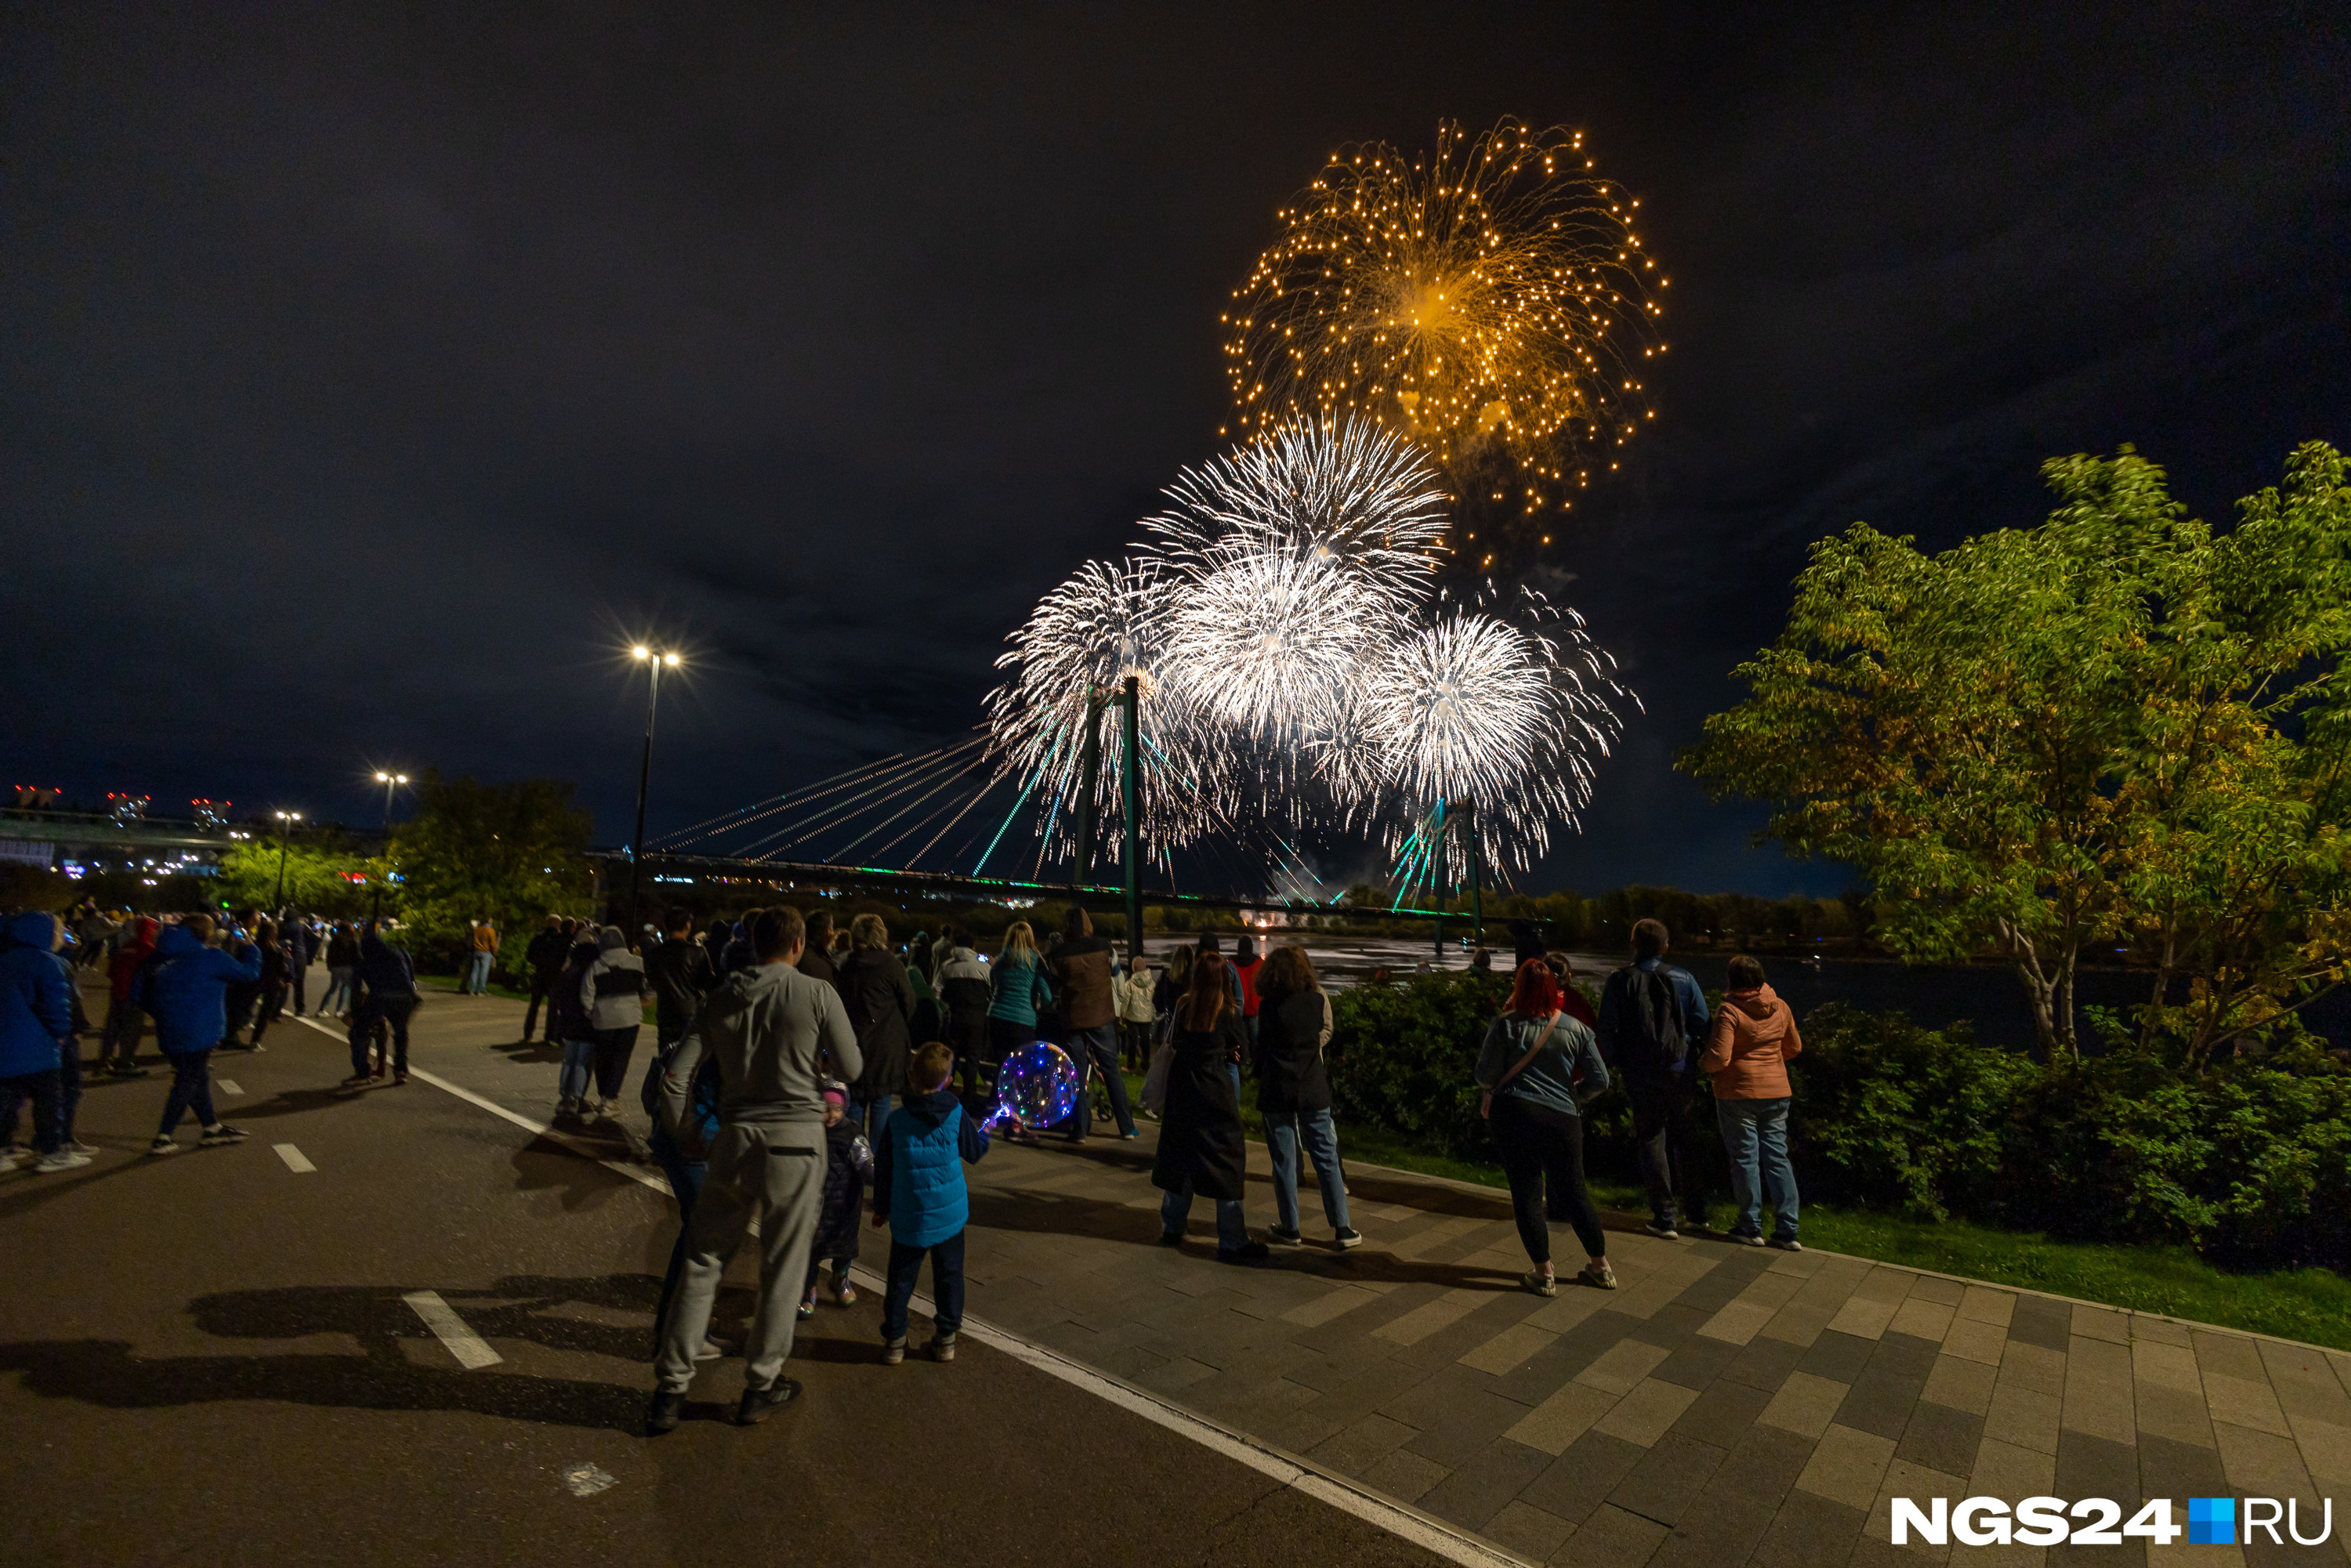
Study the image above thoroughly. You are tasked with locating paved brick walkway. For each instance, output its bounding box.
[240,983,2351,1565]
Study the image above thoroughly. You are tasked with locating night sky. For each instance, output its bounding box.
[6,3,2348,896]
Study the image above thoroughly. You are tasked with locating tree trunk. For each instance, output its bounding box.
[2001,920,2063,1059]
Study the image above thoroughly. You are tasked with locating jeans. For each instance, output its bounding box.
[1264,1108,1350,1233]
[56,1037,82,1143]
[1062,1022,1134,1139]
[290,963,307,1016]
[466,951,493,994]
[881,1229,966,1341]
[558,1037,597,1102]
[1629,1074,1706,1228]
[1491,1094,1607,1263]
[0,1068,62,1156]
[1160,1181,1248,1251]
[252,983,288,1046]
[158,1048,218,1135]
[321,967,355,1015]
[592,1025,639,1100]
[350,997,416,1076]
[1716,1096,1799,1241]
[647,1125,706,1338]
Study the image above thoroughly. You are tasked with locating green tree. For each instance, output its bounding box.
[389,772,596,950]
[1685,443,2351,1063]
[215,837,378,917]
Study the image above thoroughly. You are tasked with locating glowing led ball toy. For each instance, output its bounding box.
[992,1041,1082,1130]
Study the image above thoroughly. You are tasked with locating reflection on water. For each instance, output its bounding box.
[1127,932,2349,1053]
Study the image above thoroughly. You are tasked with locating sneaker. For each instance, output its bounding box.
[1523,1269,1559,1298]
[34,1150,92,1172]
[882,1338,906,1366]
[799,1295,817,1321]
[1267,1226,1304,1247]
[1576,1260,1618,1291]
[695,1337,726,1362]
[645,1389,685,1436]
[834,1278,857,1307]
[1121,1130,1140,1141]
[1731,1232,1766,1248]
[199,1124,250,1146]
[1333,1227,1364,1249]
[926,1332,958,1363]
[1644,1219,1680,1240]
[63,1139,98,1155]
[1215,1240,1271,1265]
[1768,1237,1804,1253]
[737,1378,800,1425]
[147,1136,179,1157]
[110,1065,150,1078]
[342,1073,371,1087]
[555,1095,579,1119]
[392,1073,408,1085]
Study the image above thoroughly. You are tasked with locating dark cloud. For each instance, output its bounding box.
[4,2,2346,896]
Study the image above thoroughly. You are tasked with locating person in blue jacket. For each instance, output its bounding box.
[871,1041,988,1364]
[143,914,261,1155]
[0,911,82,1172]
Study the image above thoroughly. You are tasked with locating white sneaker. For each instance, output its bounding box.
[34,1150,92,1172]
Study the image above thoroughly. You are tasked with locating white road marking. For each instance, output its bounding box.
[291,1015,1509,1566]
[273,1143,316,1173]
[216,1080,245,1095]
[402,1290,503,1369]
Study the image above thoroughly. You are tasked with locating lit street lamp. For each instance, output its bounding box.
[272,810,302,912]
[627,645,682,947]
[371,771,409,923]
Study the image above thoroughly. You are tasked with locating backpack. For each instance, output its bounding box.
[1611,965,1687,1076]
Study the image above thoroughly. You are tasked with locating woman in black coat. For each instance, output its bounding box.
[835,913,915,1138]
[1151,951,1268,1263]
[1254,943,1359,1248]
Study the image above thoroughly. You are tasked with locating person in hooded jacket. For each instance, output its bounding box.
[646,907,715,1055]
[1699,955,1803,1251]
[520,914,569,1043]
[321,922,361,1017]
[348,923,421,1082]
[799,1082,868,1319]
[1252,944,1359,1249]
[143,914,261,1154]
[871,1041,987,1363]
[1048,906,1133,1142]
[581,925,650,1114]
[1152,951,1267,1263]
[930,925,991,1106]
[837,913,915,1142]
[102,915,161,1077]
[0,912,83,1171]
[549,933,602,1117]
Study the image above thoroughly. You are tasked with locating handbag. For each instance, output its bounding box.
[1140,1036,1176,1114]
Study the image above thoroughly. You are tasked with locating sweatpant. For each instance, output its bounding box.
[158,1048,219,1135]
[350,998,415,1076]
[654,1121,825,1392]
[881,1229,965,1340]
[1491,1093,1607,1264]
[0,1068,62,1156]
[592,1025,639,1100]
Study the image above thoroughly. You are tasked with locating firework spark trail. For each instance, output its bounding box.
[1223,118,1665,552]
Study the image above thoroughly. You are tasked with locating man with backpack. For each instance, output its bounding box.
[1597,918,1713,1238]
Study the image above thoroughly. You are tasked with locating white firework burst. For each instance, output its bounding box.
[1164,547,1376,739]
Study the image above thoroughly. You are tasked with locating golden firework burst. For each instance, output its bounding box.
[1222,118,1665,530]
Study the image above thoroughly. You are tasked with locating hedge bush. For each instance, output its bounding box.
[1328,974,2351,1271]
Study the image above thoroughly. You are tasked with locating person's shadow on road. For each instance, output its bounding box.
[0,1273,676,1435]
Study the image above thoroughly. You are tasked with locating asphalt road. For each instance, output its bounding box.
[0,1001,1452,1568]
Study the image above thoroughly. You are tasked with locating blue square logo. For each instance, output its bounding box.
[2188,1497,2235,1546]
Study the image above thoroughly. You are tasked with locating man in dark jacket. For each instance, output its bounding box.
[1049,907,1133,1143]
[931,926,992,1106]
[796,909,840,990]
[646,907,715,1053]
[146,914,262,1154]
[520,914,568,1043]
[349,925,421,1085]
[1596,918,1713,1237]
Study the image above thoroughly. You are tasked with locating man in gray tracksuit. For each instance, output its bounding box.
[647,905,860,1433]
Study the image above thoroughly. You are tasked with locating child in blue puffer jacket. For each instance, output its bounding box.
[871,1041,988,1364]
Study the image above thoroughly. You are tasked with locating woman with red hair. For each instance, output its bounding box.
[1475,958,1614,1295]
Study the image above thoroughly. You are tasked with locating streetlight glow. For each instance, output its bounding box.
[663,652,679,667]
[632,646,651,660]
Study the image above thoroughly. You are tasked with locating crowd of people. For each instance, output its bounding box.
[4,893,1808,1436]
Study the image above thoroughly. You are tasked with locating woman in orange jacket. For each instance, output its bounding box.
[1697,954,1802,1251]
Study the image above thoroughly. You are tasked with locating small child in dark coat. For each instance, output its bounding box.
[800,1082,871,1318]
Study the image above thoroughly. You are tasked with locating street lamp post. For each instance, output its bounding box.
[272,810,302,913]
[628,646,682,947]
[371,772,408,925]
